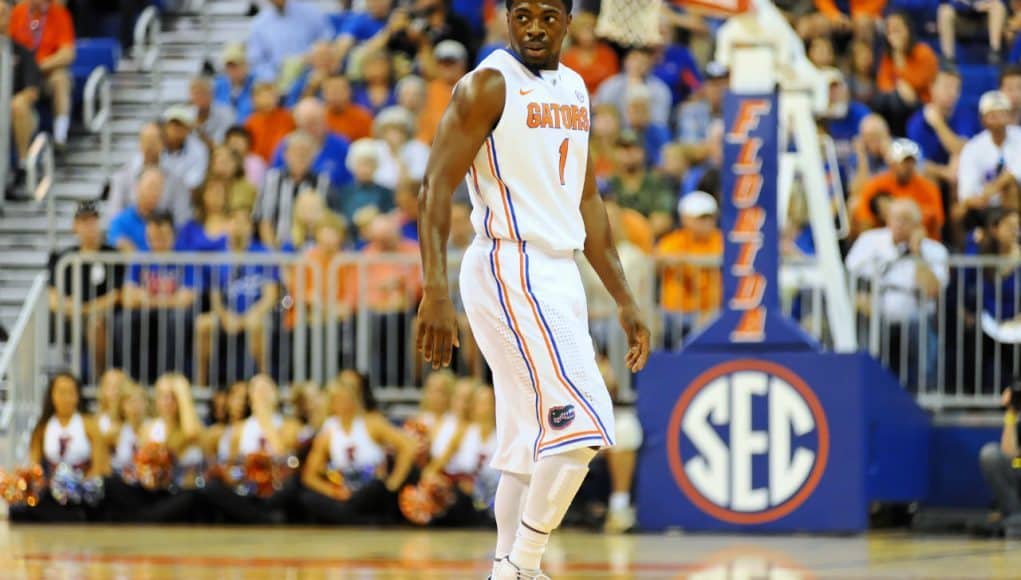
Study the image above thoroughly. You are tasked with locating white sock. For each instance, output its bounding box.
[510,447,596,570]
[609,491,630,511]
[54,116,70,144]
[492,471,530,572]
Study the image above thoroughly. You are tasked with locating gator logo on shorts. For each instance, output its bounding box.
[548,405,575,430]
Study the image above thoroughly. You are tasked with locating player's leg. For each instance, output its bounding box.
[492,471,530,565]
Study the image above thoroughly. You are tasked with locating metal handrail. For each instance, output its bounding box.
[83,65,113,181]
[25,134,55,253]
[133,6,163,107]
[0,37,12,213]
[0,274,49,468]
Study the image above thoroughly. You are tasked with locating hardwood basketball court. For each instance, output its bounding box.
[1,525,1019,578]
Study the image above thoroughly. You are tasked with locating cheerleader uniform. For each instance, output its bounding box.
[10,414,94,523]
[111,423,139,472]
[434,424,500,527]
[300,416,398,525]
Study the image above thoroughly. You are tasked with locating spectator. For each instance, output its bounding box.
[626,85,671,168]
[978,387,1021,534]
[596,355,644,533]
[206,144,259,213]
[392,179,420,241]
[190,76,235,146]
[177,180,229,253]
[577,202,653,353]
[395,75,427,124]
[958,91,1021,215]
[938,0,1006,64]
[1001,66,1021,125]
[108,168,165,252]
[195,209,279,387]
[118,211,198,383]
[979,208,1021,323]
[387,0,476,62]
[591,104,623,183]
[244,82,296,163]
[676,61,727,145]
[560,11,620,95]
[475,4,507,64]
[246,0,332,85]
[820,69,871,184]
[160,105,211,194]
[322,76,374,142]
[352,49,397,115]
[0,0,41,190]
[328,138,395,227]
[650,21,703,106]
[372,106,430,190]
[225,126,268,188]
[213,43,255,123]
[48,201,124,376]
[272,98,352,188]
[287,211,356,338]
[872,12,939,135]
[656,191,724,350]
[418,40,468,145]
[853,139,945,240]
[8,0,75,149]
[286,41,342,107]
[848,38,877,104]
[605,130,679,238]
[106,123,192,227]
[333,0,390,64]
[850,114,893,196]
[906,69,976,187]
[813,0,887,28]
[845,198,948,389]
[596,48,673,128]
[256,131,331,249]
[284,189,328,253]
[808,36,837,69]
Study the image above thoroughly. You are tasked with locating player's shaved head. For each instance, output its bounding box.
[506,0,572,12]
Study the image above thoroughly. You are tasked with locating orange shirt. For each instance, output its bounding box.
[619,207,654,254]
[285,246,358,329]
[326,104,374,142]
[418,80,455,145]
[561,43,620,95]
[814,0,887,18]
[854,170,945,239]
[876,44,939,104]
[245,108,296,162]
[8,1,75,64]
[656,228,724,314]
[362,241,422,312]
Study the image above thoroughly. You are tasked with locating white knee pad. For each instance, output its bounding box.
[525,447,594,531]
[613,408,643,451]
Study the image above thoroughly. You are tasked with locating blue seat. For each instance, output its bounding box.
[70,38,121,121]
[329,12,348,37]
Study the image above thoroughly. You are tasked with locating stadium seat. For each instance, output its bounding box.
[71,38,121,120]
[329,13,348,37]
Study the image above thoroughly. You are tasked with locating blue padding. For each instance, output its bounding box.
[72,38,121,84]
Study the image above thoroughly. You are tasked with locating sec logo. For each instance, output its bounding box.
[667,360,829,524]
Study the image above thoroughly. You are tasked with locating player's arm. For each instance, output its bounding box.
[580,156,651,373]
[417,68,506,369]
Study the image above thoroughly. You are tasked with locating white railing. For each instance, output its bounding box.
[83,65,113,181]
[25,134,56,252]
[0,37,12,212]
[133,6,163,107]
[0,274,50,468]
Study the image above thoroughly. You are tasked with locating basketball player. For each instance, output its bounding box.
[417,1,651,577]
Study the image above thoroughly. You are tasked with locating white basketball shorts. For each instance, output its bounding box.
[460,237,615,475]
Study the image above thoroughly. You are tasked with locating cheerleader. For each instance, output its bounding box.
[96,369,128,449]
[299,378,416,525]
[104,373,202,523]
[289,381,325,458]
[430,377,479,464]
[418,385,499,526]
[10,373,109,523]
[110,383,147,472]
[203,374,302,524]
[412,370,455,433]
[202,380,250,463]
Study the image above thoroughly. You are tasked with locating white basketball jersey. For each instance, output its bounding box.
[43,413,92,467]
[325,416,385,473]
[239,415,283,456]
[465,49,591,254]
[445,424,497,476]
[112,423,138,470]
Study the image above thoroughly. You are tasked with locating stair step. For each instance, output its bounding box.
[0,268,46,284]
[1,252,49,267]
[0,214,73,232]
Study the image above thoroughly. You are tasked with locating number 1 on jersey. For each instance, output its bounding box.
[558,138,569,186]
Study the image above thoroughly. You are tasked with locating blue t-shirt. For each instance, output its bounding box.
[825,102,871,188]
[271,132,353,188]
[352,84,396,116]
[327,182,395,225]
[401,218,418,242]
[176,220,228,253]
[641,124,672,167]
[213,241,280,314]
[906,105,979,166]
[652,44,702,105]
[340,12,386,42]
[213,74,255,123]
[127,261,196,296]
[108,207,149,251]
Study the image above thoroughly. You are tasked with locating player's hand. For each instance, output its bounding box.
[416,292,460,369]
[618,304,651,373]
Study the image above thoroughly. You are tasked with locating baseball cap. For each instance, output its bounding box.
[979,90,1012,115]
[705,61,729,81]
[161,104,197,126]
[679,191,718,217]
[221,42,246,66]
[74,200,100,219]
[616,129,641,147]
[434,40,468,63]
[889,138,922,163]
